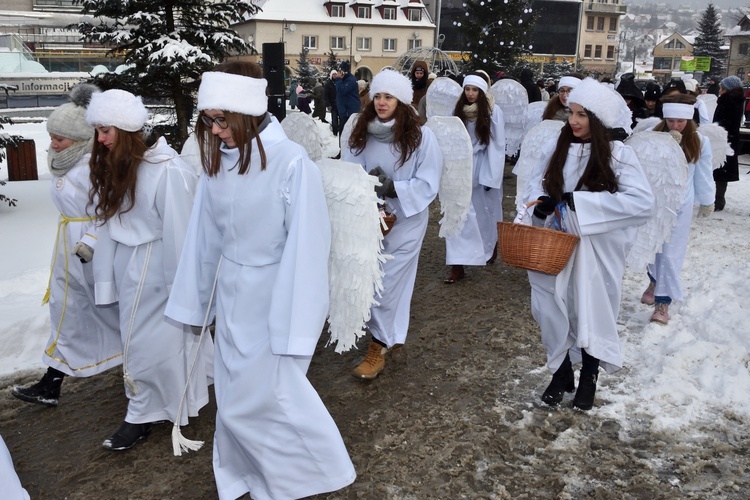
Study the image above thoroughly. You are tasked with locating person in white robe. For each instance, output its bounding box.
[343,69,443,379]
[12,83,121,408]
[0,435,29,500]
[165,62,355,500]
[641,94,715,324]
[85,89,211,451]
[522,78,654,410]
[444,73,506,283]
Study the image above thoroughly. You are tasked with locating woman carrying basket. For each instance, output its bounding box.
[522,78,654,410]
[342,69,443,380]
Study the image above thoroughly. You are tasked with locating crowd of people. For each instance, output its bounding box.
[4,59,746,499]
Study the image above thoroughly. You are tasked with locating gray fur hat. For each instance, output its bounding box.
[47,83,100,141]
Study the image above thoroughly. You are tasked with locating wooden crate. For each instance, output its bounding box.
[7,139,38,181]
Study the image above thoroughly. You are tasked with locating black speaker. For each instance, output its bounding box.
[262,42,286,95]
[267,95,286,122]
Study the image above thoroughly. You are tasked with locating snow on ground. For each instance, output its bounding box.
[1,113,749,439]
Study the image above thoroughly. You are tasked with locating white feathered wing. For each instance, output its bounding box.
[316,158,392,353]
[425,77,462,119]
[424,116,474,238]
[698,122,734,170]
[524,101,548,134]
[697,93,718,123]
[632,116,662,134]
[512,120,564,208]
[280,112,324,162]
[624,131,689,270]
[489,79,528,157]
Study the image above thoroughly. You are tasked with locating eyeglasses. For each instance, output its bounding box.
[558,88,572,95]
[200,114,229,129]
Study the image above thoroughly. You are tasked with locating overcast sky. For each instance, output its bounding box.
[623,0,745,11]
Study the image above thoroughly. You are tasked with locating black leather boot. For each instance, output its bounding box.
[102,421,153,451]
[541,354,575,406]
[715,181,727,211]
[573,372,598,411]
[12,367,65,407]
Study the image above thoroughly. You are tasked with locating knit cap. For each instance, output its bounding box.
[47,83,99,141]
[720,76,742,91]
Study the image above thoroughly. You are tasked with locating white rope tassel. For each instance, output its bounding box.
[172,257,222,456]
[123,243,153,395]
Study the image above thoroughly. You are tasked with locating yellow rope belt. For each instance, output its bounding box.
[43,214,95,357]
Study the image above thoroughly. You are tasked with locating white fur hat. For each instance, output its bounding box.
[198,71,268,116]
[463,74,488,94]
[558,76,581,90]
[86,89,148,132]
[662,103,694,120]
[568,78,633,133]
[369,69,413,105]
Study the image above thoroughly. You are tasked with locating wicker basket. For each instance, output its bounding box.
[498,201,579,275]
[381,212,397,236]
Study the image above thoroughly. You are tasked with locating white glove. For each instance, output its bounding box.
[697,204,714,218]
[72,242,94,263]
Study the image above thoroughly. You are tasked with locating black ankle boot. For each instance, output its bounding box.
[541,355,575,406]
[102,421,152,451]
[573,372,598,411]
[12,368,65,407]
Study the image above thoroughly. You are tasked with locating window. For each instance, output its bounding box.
[357,37,371,51]
[408,8,421,22]
[597,17,605,31]
[594,45,602,58]
[331,36,345,50]
[584,44,592,58]
[740,43,750,56]
[382,7,396,20]
[357,6,371,19]
[383,38,397,52]
[303,36,318,50]
[586,16,594,31]
[675,40,685,49]
[665,40,674,49]
[408,39,422,50]
[606,45,615,59]
[331,4,344,17]
[609,18,617,32]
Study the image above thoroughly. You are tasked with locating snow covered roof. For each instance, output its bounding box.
[246,0,434,27]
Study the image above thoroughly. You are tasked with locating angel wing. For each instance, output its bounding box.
[179,132,203,175]
[425,116,474,238]
[280,112,324,162]
[489,79,528,157]
[425,77,462,119]
[697,93,718,123]
[339,112,359,159]
[624,131,689,270]
[632,116,662,134]
[513,120,564,208]
[698,122,734,170]
[316,158,392,353]
[524,101,548,134]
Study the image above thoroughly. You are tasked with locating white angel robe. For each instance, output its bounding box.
[342,123,443,347]
[93,137,211,426]
[0,435,29,500]
[446,105,506,265]
[524,142,654,373]
[648,134,714,302]
[166,118,355,500]
[44,155,121,377]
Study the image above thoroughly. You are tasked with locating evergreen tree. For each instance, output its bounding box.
[0,115,19,207]
[542,58,579,80]
[295,47,319,87]
[76,0,261,148]
[694,3,725,76]
[322,50,339,77]
[453,0,537,75]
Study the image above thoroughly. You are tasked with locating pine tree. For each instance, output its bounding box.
[295,47,319,87]
[322,50,339,78]
[76,0,261,148]
[453,0,537,75]
[694,3,725,76]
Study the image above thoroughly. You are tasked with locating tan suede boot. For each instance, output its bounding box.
[352,342,388,379]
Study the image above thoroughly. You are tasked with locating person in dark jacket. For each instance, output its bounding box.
[324,70,340,135]
[312,78,327,123]
[705,76,720,96]
[712,76,745,211]
[288,78,298,109]
[410,60,431,108]
[333,60,360,129]
[644,82,663,118]
[520,68,541,103]
[296,83,312,115]
[616,73,647,128]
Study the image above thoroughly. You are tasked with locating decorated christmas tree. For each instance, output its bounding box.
[693,3,725,77]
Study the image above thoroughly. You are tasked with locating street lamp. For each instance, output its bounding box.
[281,19,296,45]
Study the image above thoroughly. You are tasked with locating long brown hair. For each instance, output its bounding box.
[197,61,267,177]
[453,76,492,145]
[654,93,701,163]
[89,128,148,222]
[543,109,619,200]
[348,99,424,168]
